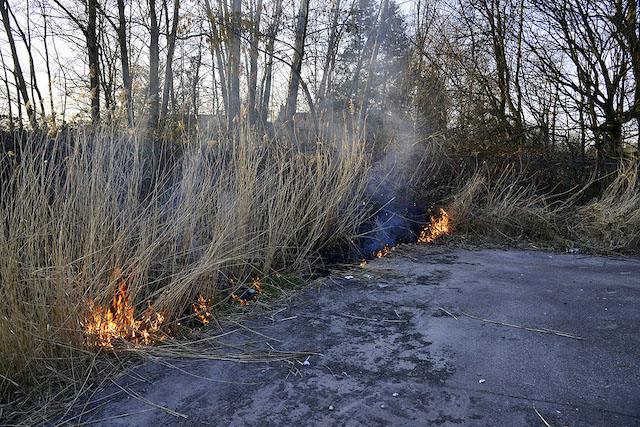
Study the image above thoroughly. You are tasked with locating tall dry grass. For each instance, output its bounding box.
[446,166,558,242]
[0,124,370,418]
[571,161,640,252]
[445,159,640,253]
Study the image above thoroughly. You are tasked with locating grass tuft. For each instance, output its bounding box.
[446,166,557,242]
[571,161,640,252]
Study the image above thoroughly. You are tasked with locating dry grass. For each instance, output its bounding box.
[445,159,640,253]
[0,123,370,422]
[571,161,640,252]
[446,166,558,242]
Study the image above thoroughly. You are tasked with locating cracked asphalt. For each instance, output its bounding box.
[74,246,640,426]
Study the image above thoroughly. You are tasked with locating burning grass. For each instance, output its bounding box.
[0,124,370,422]
[82,269,166,348]
[359,208,450,267]
[418,209,450,243]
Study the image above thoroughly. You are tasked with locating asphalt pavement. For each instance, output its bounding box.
[74,246,640,426]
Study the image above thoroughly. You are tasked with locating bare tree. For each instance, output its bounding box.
[611,0,640,148]
[0,0,37,129]
[41,1,56,123]
[284,0,310,126]
[149,0,160,128]
[359,0,388,123]
[532,0,635,158]
[160,0,180,122]
[481,0,525,141]
[52,0,101,123]
[9,0,46,119]
[204,0,228,115]
[117,0,133,123]
[227,0,241,129]
[247,0,263,126]
[259,0,282,124]
[87,0,100,122]
[0,47,14,130]
[317,0,342,110]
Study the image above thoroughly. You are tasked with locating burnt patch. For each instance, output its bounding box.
[413,269,451,286]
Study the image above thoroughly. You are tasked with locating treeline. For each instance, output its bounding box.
[0,0,638,159]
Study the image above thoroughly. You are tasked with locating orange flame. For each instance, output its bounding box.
[82,269,165,348]
[418,208,450,243]
[193,294,213,325]
[231,294,250,306]
[230,278,263,306]
[375,244,397,258]
[251,278,263,295]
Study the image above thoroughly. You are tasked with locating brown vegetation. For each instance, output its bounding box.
[445,159,640,254]
[0,125,370,421]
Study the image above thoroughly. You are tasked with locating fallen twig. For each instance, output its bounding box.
[229,320,283,343]
[152,358,261,385]
[438,306,458,319]
[533,405,551,426]
[338,313,406,323]
[73,408,157,426]
[459,311,583,340]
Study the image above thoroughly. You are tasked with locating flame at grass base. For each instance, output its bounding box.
[230,278,263,306]
[418,208,450,243]
[82,269,165,348]
[360,209,450,267]
[193,294,213,324]
[375,244,397,258]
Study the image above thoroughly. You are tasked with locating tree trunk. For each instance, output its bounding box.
[41,1,55,123]
[204,0,228,114]
[87,0,100,123]
[0,0,37,129]
[248,0,263,126]
[613,0,640,150]
[149,0,160,128]
[14,1,46,119]
[191,44,203,122]
[317,0,341,109]
[161,0,180,121]
[117,0,133,124]
[284,0,310,127]
[228,0,241,129]
[0,49,14,131]
[260,0,283,124]
[359,0,388,123]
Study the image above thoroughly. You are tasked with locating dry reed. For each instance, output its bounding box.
[446,166,557,242]
[571,161,640,252]
[446,159,640,253]
[0,123,370,422]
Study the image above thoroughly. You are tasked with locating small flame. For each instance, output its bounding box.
[251,278,263,295]
[230,278,263,306]
[375,244,397,258]
[82,268,165,348]
[193,294,213,325]
[360,259,367,267]
[231,294,250,306]
[418,208,450,243]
